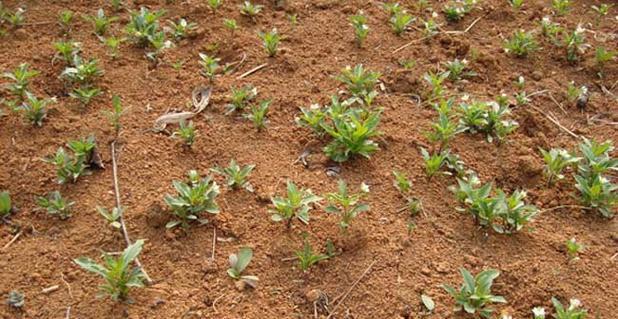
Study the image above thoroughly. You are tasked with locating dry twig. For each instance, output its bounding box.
[326,260,377,319]
[237,63,268,79]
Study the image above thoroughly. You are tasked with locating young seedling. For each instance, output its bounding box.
[563,25,587,63]
[591,4,613,24]
[574,174,616,218]
[532,307,546,319]
[443,0,475,22]
[6,291,24,309]
[565,237,584,261]
[336,64,381,104]
[17,92,55,127]
[392,170,412,194]
[97,206,122,229]
[58,10,74,34]
[423,71,449,100]
[552,0,571,15]
[165,170,220,230]
[198,53,220,81]
[226,85,258,114]
[322,108,382,162]
[270,180,321,226]
[540,148,580,186]
[420,147,448,177]
[509,0,524,10]
[168,18,197,40]
[551,297,587,319]
[53,40,81,65]
[350,12,369,47]
[258,28,280,57]
[125,7,166,47]
[540,16,562,45]
[443,59,475,81]
[504,30,538,57]
[36,191,74,220]
[491,189,538,234]
[442,268,506,318]
[111,0,124,11]
[296,235,329,272]
[594,46,616,71]
[45,147,89,184]
[0,191,13,219]
[84,8,118,36]
[223,19,238,35]
[5,8,25,28]
[457,100,518,142]
[227,247,258,288]
[240,1,263,20]
[427,103,464,148]
[172,120,197,147]
[565,81,583,103]
[325,180,369,230]
[208,0,223,12]
[2,63,39,98]
[74,239,146,301]
[296,103,326,136]
[103,95,126,136]
[245,100,270,131]
[68,135,96,162]
[390,11,414,36]
[211,159,255,191]
[383,2,402,16]
[61,57,104,85]
[69,86,101,107]
[422,13,441,38]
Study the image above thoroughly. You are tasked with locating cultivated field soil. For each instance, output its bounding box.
[1,0,617,318]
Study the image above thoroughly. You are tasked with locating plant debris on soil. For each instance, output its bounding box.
[0,0,616,318]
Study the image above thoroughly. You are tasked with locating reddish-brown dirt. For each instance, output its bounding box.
[1,0,617,318]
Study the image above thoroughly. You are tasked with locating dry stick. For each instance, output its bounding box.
[2,230,23,250]
[444,15,484,34]
[326,260,377,319]
[540,205,592,213]
[547,92,567,115]
[237,63,268,79]
[529,105,581,140]
[65,306,71,319]
[211,227,216,260]
[111,141,154,285]
[392,36,431,54]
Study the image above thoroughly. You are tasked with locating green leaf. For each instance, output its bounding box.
[74,257,108,277]
[234,247,253,273]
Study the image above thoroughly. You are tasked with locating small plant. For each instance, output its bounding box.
[540,16,563,45]
[491,189,538,234]
[259,28,281,57]
[532,307,546,319]
[5,8,25,28]
[551,297,587,319]
[6,290,24,309]
[36,191,74,220]
[296,103,326,135]
[198,53,220,81]
[540,148,580,186]
[0,191,13,218]
[393,170,412,194]
[53,40,81,65]
[325,180,369,230]
[350,12,369,47]
[245,100,270,130]
[226,85,257,114]
[574,175,616,218]
[223,18,238,34]
[421,148,449,177]
[68,135,97,161]
[443,0,474,22]
[591,4,613,24]
[423,71,449,99]
[427,103,463,148]
[443,59,475,81]
[594,46,615,70]
[336,64,381,104]
[85,8,118,36]
[74,239,146,301]
[509,0,524,10]
[390,11,414,36]
[164,170,220,230]
[322,108,382,162]
[442,268,506,318]
[552,0,571,15]
[103,36,123,59]
[208,0,223,12]
[45,148,88,184]
[69,86,101,107]
[566,81,583,102]
[172,120,197,147]
[168,18,196,40]
[565,237,584,261]
[125,7,166,47]
[16,92,55,127]
[457,100,518,142]
[383,2,402,16]
[97,206,122,229]
[240,1,263,19]
[270,180,321,226]
[61,57,104,85]
[211,159,255,191]
[58,10,74,33]
[504,30,538,57]
[2,63,39,98]
[111,0,124,11]
[296,235,329,272]
[422,14,441,38]
[563,25,587,63]
[103,95,126,136]
[227,247,258,288]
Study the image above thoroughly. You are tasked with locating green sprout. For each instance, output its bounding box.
[0,191,13,219]
[540,148,580,186]
[442,268,506,318]
[325,180,369,230]
[259,28,281,57]
[390,11,414,36]
[36,191,74,220]
[58,10,74,34]
[17,92,55,127]
[97,206,122,229]
[270,180,322,227]
[211,159,255,191]
[198,53,220,81]
[2,63,39,98]
[172,120,197,147]
[350,12,369,47]
[85,8,118,36]
[245,100,270,131]
[69,86,101,107]
[164,170,220,230]
[240,1,263,20]
[551,297,587,319]
[552,0,571,15]
[227,247,258,288]
[295,235,329,272]
[565,237,584,261]
[226,85,258,114]
[168,18,197,40]
[504,30,538,57]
